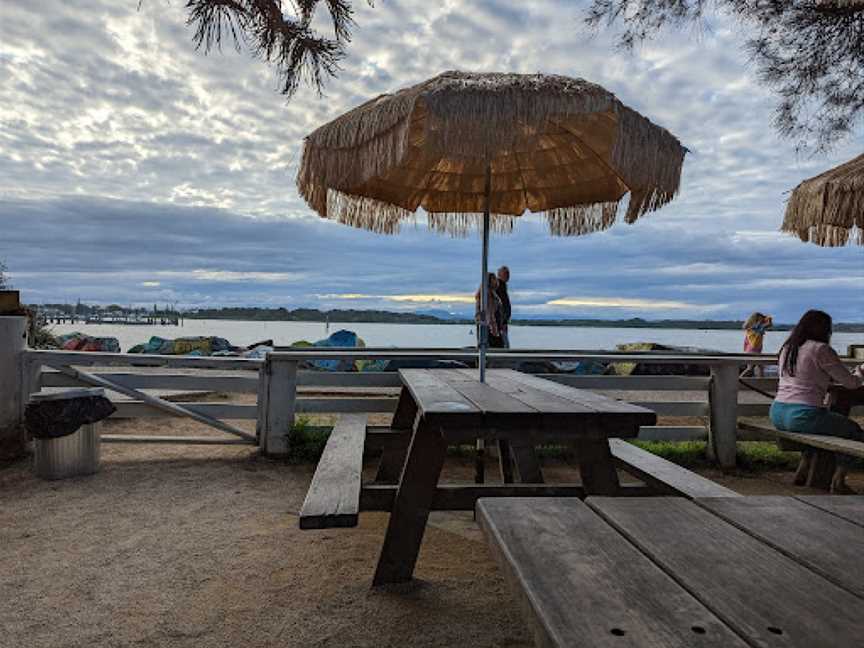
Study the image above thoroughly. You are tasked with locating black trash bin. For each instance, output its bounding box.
[26,388,116,479]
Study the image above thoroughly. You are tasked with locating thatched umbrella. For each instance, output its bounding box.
[297,71,686,380]
[782,153,864,247]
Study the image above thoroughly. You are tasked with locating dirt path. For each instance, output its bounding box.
[2,415,859,648]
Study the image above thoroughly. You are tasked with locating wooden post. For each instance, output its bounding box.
[708,364,738,469]
[258,355,297,457]
[0,316,28,457]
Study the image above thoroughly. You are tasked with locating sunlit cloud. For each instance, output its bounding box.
[321,292,475,304]
[548,297,722,310]
[183,270,305,282]
[140,281,160,287]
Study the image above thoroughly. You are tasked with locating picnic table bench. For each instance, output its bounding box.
[739,384,864,489]
[299,368,736,585]
[478,495,864,647]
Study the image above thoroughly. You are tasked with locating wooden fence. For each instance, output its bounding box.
[17,345,863,469]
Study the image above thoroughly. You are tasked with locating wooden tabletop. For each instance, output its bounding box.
[478,496,864,648]
[399,368,656,440]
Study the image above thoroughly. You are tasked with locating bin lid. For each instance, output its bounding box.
[29,388,105,402]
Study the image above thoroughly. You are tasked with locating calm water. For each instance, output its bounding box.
[50,319,862,355]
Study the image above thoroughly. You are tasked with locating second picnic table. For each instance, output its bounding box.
[371,368,656,585]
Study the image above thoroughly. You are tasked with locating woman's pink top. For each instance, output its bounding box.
[776,340,863,407]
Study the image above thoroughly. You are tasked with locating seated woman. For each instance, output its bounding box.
[770,310,864,494]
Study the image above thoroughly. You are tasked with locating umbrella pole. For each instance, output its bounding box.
[479,163,491,383]
[476,162,491,486]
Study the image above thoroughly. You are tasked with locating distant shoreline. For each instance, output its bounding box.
[182,314,864,333]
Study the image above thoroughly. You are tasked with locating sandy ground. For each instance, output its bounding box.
[2,410,862,648]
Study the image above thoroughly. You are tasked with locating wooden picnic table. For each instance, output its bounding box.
[372,368,656,585]
[478,495,864,647]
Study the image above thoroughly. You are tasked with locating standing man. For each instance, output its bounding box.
[496,265,511,348]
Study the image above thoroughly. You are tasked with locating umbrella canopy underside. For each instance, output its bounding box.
[782,153,864,247]
[297,71,686,236]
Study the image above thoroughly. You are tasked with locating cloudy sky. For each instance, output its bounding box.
[1,1,861,321]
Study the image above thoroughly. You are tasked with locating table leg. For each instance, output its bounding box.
[511,440,544,484]
[574,439,619,496]
[372,420,447,586]
[497,440,515,484]
[375,387,417,484]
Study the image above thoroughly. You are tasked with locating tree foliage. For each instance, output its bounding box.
[181,0,372,97]
[0,259,8,289]
[585,0,864,151]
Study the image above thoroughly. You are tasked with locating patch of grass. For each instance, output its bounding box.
[285,417,331,464]
[283,421,809,474]
[631,440,800,472]
[631,440,712,469]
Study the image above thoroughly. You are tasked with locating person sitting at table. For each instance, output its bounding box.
[769,309,864,494]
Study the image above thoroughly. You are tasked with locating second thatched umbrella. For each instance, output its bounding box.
[782,153,864,247]
[297,71,686,380]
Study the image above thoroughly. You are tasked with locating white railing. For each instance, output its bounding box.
[16,343,863,469]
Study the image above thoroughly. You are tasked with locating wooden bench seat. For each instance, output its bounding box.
[608,438,740,498]
[738,421,864,489]
[477,497,748,647]
[299,413,368,529]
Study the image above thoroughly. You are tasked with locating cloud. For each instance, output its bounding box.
[0,1,861,323]
[548,297,723,311]
[323,293,476,304]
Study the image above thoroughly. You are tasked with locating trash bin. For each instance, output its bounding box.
[26,388,115,480]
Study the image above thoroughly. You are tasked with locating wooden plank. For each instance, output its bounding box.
[796,496,864,528]
[542,374,712,390]
[52,364,256,441]
[477,498,748,648]
[372,419,448,586]
[771,430,864,460]
[101,434,253,445]
[40,370,259,393]
[496,440,515,484]
[637,426,708,441]
[299,414,368,530]
[297,371,403,388]
[609,439,740,498]
[374,388,416,483]
[510,439,544,484]
[708,365,738,469]
[255,362,269,447]
[262,358,297,456]
[697,496,864,598]
[505,369,655,416]
[30,349,262,370]
[111,402,257,419]
[295,397,397,413]
[439,369,537,426]
[742,420,864,461]
[361,483,653,511]
[398,369,482,426]
[269,349,805,366]
[588,497,864,647]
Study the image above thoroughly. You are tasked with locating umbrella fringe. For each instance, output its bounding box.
[298,71,686,233]
[782,154,864,247]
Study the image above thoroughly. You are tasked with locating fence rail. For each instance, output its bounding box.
[16,343,863,469]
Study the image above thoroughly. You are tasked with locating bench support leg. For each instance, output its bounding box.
[372,421,447,586]
[807,450,836,490]
[497,440,515,484]
[375,388,417,484]
[511,440,544,484]
[574,439,619,496]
